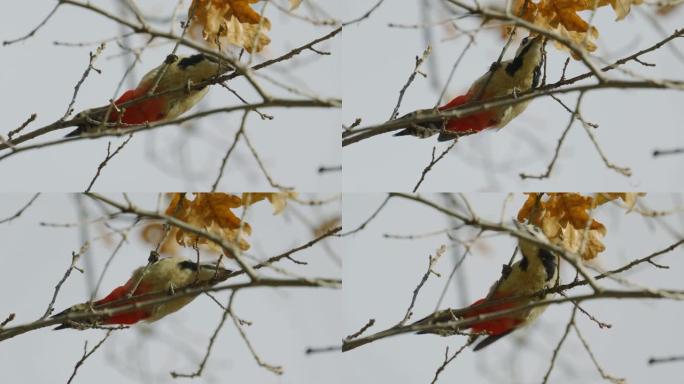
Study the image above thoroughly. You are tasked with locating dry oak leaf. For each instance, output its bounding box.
[314,215,342,237]
[140,223,180,256]
[517,193,634,260]
[518,193,604,229]
[241,192,297,214]
[594,192,643,212]
[290,0,303,10]
[606,0,644,20]
[166,193,252,252]
[510,0,642,58]
[191,0,271,52]
[657,2,683,16]
[560,222,606,261]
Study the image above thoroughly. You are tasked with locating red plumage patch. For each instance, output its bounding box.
[102,310,150,325]
[92,281,152,325]
[108,88,167,125]
[463,295,523,335]
[438,93,497,134]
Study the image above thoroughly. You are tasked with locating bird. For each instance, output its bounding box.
[52,256,232,329]
[394,35,545,142]
[66,53,232,137]
[413,223,559,351]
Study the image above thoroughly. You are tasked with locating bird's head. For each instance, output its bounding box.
[513,221,558,281]
[141,53,233,93]
[513,35,544,60]
[176,259,233,284]
[505,34,545,87]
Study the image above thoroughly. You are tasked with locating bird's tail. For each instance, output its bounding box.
[64,126,84,138]
[51,307,73,330]
[413,309,465,336]
[50,305,93,330]
[393,111,443,139]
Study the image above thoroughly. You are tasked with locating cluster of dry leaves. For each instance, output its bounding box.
[189,0,303,52]
[510,0,643,57]
[517,192,642,260]
[141,192,296,256]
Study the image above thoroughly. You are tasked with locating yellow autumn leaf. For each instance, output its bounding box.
[509,0,642,59]
[607,0,643,20]
[290,0,303,10]
[241,192,297,214]
[593,193,644,211]
[314,216,341,237]
[140,222,180,256]
[561,224,607,261]
[166,193,252,252]
[190,0,271,52]
[517,193,625,260]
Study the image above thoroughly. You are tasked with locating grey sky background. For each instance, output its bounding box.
[343,1,683,192]
[343,193,684,383]
[2,1,684,383]
[0,194,342,384]
[0,1,341,191]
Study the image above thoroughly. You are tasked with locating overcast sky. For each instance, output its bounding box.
[342,1,683,191]
[343,193,684,383]
[2,1,684,383]
[0,1,341,191]
[0,194,342,384]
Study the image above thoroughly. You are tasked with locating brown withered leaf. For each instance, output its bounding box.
[166,193,252,252]
[140,223,180,256]
[139,193,302,254]
[594,192,644,212]
[509,0,642,58]
[517,193,643,260]
[607,0,644,20]
[242,192,297,214]
[657,3,683,16]
[314,216,342,237]
[190,0,271,52]
[561,223,606,261]
[290,0,303,10]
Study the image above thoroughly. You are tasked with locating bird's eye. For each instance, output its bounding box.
[521,37,529,45]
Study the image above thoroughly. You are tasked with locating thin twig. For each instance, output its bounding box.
[2,2,61,45]
[342,0,386,26]
[42,245,88,319]
[574,323,626,383]
[648,355,684,365]
[542,306,577,384]
[228,292,284,375]
[63,43,106,120]
[66,330,113,384]
[170,293,232,378]
[389,46,431,120]
[399,245,447,325]
[520,92,585,180]
[7,114,37,141]
[653,148,683,157]
[84,134,133,192]
[242,130,293,191]
[430,340,472,384]
[339,195,391,236]
[412,140,458,192]
[345,319,376,341]
[0,193,40,224]
[211,111,248,191]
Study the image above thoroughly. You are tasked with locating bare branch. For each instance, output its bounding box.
[66,330,113,384]
[0,193,40,224]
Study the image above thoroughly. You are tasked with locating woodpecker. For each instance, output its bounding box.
[414,223,558,351]
[395,35,545,141]
[53,257,232,329]
[66,53,232,137]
